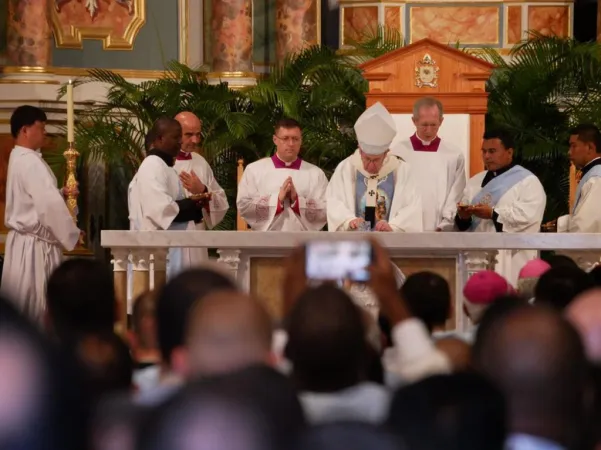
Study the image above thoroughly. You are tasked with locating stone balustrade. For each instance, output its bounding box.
[102,231,601,332]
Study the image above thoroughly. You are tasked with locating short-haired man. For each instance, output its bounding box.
[557,123,601,232]
[237,118,328,231]
[1,105,82,322]
[454,129,546,285]
[391,97,466,231]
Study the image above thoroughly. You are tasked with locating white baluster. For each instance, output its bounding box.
[111,248,130,334]
[131,248,152,302]
[217,249,241,281]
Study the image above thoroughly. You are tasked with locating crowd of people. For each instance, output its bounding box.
[1,243,601,450]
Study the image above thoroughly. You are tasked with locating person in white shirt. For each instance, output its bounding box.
[327,102,423,232]
[455,129,546,285]
[128,118,205,279]
[1,105,82,322]
[557,124,601,232]
[237,118,328,231]
[172,112,229,269]
[391,97,466,231]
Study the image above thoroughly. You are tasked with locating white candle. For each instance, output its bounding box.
[67,80,74,143]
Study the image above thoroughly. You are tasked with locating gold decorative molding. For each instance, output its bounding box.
[52,66,166,79]
[51,0,146,50]
[179,0,189,64]
[206,71,261,79]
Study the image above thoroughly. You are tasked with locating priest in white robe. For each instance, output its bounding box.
[391,97,466,231]
[557,124,601,233]
[1,105,81,322]
[237,118,328,231]
[455,129,546,285]
[128,118,206,280]
[173,112,229,269]
[327,102,423,233]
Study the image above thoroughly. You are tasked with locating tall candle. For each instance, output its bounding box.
[67,80,74,143]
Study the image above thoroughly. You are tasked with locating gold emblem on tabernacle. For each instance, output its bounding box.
[480,193,493,206]
[415,53,439,88]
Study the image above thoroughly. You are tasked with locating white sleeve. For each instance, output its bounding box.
[494,176,546,232]
[294,169,328,231]
[192,157,229,229]
[382,319,452,388]
[136,162,180,230]
[236,165,279,231]
[388,166,424,232]
[23,158,80,251]
[326,164,357,231]
[439,154,466,230]
[569,178,601,232]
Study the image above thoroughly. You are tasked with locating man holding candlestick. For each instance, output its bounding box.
[1,105,83,322]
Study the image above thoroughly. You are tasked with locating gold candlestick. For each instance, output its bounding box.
[64,142,84,246]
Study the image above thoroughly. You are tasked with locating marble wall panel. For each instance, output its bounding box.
[528,5,569,37]
[507,5,522,44]
[384,7,402,36]
[341,6,378,45]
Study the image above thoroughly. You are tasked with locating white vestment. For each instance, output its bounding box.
[391,136,466,231]
[326,150,423,232]
[1,146,80,322]
[173,152,229,265]
[459,169,546,285]
[236,157,328,231]
[128,155,189,281]
[558,161,601,233]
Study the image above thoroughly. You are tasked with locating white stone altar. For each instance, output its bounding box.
[101,231,601,332]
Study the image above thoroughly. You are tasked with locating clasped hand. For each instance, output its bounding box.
[179,170,206,195]
[278,177,298,203]
[457,203,493,220]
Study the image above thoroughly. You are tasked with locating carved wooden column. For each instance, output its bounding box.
[131,249,151,301]
[275,0,320,61]
[111,248,130,334]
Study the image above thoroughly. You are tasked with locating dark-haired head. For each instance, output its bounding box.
[569,123,601,169]
[482,128,514,171]
[148,117,182,156]
[401,271,450,333]
[275,118,301,132]
[534,266,594,311]
[10,105,47,150]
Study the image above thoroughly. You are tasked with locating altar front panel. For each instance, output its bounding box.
[248,255,457,329]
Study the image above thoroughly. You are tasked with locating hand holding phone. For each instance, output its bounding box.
[305,240,373,282]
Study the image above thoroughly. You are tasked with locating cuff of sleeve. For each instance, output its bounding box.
[454,214,472,231]
[391,319,438,362]
[389,223,402,232]
[291,199,300,215]
[491,210,504,232]
[275,201,284,215]
[557,215,569,232]
[341,218,355,231]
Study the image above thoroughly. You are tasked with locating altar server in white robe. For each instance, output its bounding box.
[172,112,228,268]
[391,97,466,231]
[128,118,205,280]
[557,124,601,233]
[1,105,81,322]
[237,118,328,231]
[455,129,546,285]
[327,102,423,233]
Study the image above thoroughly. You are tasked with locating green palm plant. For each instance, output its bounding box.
[482,32,601,220]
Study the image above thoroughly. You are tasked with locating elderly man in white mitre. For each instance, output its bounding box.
[327,102,423,233]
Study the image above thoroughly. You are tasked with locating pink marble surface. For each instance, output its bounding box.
[528,6,569,37]
[7,0,52,66]
[211,0,253,71]
[507,6,522,44]
[342,6,378,45]
[276,0,319,60]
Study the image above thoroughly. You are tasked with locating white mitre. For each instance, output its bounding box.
[354,102,397,155]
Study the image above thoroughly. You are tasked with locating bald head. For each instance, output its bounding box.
[175,111,202,153]
[566,288,601,364]
[185,291,272,378]
[474,305,588,442]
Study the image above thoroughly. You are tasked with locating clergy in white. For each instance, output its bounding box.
[128,118,205,279]
[557,124,601,233]
[327,102,423,233]
[391,97,466,231]
[173,112,229,266]
[455,129,546,285]
[1,106,81,322]
[237,118,328,231]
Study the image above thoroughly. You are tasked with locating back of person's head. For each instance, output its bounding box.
[142,365,305,450]
[386,373,506,450]
[286,284,367,392]
[68,331,133,405]
[589,265,601,287]
[473,295,525,346]
[473,305,588,445]
[295,422,403,450]
[566,288,601,364]
[0,296,88,450]
[10,105,47,138]
[544,254,579,270]
[401,272,450,333]
[534,266,594,310]
[184,290,272,378]
[46,259,115,342]
[156,268,237,369]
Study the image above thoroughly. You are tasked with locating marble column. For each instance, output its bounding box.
[211,0,253,72]
[7,0,52,67]
[275,0,320,61]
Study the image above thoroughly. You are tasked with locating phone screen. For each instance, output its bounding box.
[305,240,373,282]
